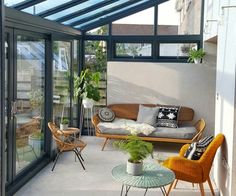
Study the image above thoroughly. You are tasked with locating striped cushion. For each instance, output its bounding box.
[184,135,214,160]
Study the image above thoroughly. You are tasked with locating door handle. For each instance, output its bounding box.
[11,101,17,117]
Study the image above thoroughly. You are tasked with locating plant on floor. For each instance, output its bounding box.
[188,48,205,64]
[114,135,153,175]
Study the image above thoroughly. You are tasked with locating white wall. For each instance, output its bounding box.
[204,0,236,195]
[107,61,216,135]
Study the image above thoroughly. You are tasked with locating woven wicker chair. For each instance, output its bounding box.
[48,122,86,171]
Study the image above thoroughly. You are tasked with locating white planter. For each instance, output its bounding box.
[28,134,44,157]
[126,160,143,176]
[194,58,201,64]
[60,123,68,130]
[82,98,94,108]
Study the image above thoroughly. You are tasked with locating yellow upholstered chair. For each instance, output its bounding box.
[163,133,224,196]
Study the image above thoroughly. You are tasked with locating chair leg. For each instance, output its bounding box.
[73,150,86,170]
[207,178,215,195]
[192,183,194,187]
[173,179,178,189]
[167,179,177,195]
[75,148,84,161]
[199,183,205,196]
[52,152,61,171]
[101,138,109,151]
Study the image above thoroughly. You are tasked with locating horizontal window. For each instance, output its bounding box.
[115,43,152,58]
[159,43,198,57]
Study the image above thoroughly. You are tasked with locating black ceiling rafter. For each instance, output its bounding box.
[38,0,89,18]
[79,0,168,31]
[56,0,119,23]
[13,0,46,10]
[69,0,139,27]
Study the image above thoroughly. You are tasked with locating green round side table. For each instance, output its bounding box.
[112,163,175,196]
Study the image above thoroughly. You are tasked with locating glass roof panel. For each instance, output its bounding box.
[46,0,104,21]
[5,0,26,6]
[63,0,129,25]
[22,0,72,15]
[74,0,150,29]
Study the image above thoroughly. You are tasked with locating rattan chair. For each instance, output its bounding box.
[48,122,86,171]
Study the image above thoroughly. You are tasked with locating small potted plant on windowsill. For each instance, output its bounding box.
[188,48,205,64]
[60,118,69,130]
[113,135,153,176]
[74,68,101,108]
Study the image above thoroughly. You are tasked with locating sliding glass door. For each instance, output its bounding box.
[15,34,46,173]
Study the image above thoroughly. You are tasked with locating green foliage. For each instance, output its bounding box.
[29,89,43,109]
[61,118,69,125]
[30,132,44,140]
[188,48,205,63]
[74,68,101,102]
[113,135,153,163]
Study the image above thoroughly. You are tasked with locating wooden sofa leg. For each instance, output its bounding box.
[207,178,215,196]
[199,183,205,196]
[101,138,109,151]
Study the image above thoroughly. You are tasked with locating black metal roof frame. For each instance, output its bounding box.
[6,0,169,31]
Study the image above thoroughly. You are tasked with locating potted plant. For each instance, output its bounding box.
[74,68,101,108]
[60,118,69,130]
[188,48,205,64]
[113,135,153,176]
[28,131,44,157]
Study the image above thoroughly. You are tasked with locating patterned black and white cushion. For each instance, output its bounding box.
[98,107,115,122]
[156,106,180,128]
[184,135,214,160]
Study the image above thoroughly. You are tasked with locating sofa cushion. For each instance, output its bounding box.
[156,106,180,128]
[97,118,155,136]
[184,135,214,160]
[149,126,197,139]
[98,107,115,122]
[137,105,159,126]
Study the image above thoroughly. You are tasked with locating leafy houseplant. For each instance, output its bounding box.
[188,48,205,64]
[74,68,101,108]
[114,135,153,175]
[60,118,69,130]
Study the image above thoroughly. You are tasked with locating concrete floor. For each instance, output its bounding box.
[15,136,219,196]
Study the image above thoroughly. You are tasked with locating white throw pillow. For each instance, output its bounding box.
[137,105,159,126]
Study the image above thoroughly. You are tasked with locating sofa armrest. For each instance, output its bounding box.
[192,118,206,142]
[92,114,101,133]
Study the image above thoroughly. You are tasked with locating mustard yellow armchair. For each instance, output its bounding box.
[163,133,224,196]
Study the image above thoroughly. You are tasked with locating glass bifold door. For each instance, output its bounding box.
[5,29,46,184]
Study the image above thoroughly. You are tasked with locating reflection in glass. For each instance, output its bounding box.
[53,41,71,127]
[159,43,198,57]
[116,43,152,57]
[16,35,45,173]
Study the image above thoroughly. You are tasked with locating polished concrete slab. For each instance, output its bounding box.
[15,136,219,196]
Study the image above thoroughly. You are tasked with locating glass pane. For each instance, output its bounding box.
[72,40,78,127]
[112,7,154,35]
[158,0,201,35]
[4,0,25,6]
[84,40,107,134]
[159,43,198,57]
[74,0,150,29]
[46,0,104,21]
[22,0,71,15]
[64,0,130,25]
[86,25,109,35]
[53,41,71,127]
[116,43,152,57]
[16,35,45,174]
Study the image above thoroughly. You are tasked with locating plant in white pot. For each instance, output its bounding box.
[74,68,101,108]
[113,135,153,176]
[60,118,69,130]
[188,48,205,64]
